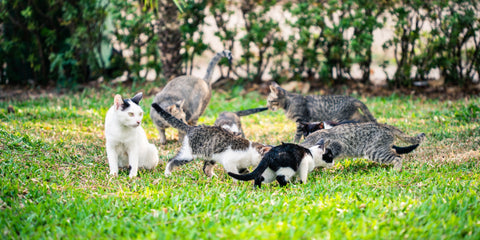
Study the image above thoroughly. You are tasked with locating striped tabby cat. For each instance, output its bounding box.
[267,82,376,142]
[151,103,271,178]
[214,107,268,137]
[300,122,425,171]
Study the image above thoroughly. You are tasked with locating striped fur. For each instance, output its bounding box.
[267,82,376,143]
[300,122,426,171]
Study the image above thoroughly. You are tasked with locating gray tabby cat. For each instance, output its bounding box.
[267,81,376,142]
[300,122,426,171]
[150,50,232,144]
[151,103,271,178]
[214,107,268,137]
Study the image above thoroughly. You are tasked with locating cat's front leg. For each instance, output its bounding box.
[158,127,167,145]
[202,160,217,178]
[298,160,310,184]
[294,122,304,143]
[178,130,186,143]
[106,143,119,176]
[128,146,140,178]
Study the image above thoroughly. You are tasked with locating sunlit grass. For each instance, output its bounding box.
[0,84,479,239]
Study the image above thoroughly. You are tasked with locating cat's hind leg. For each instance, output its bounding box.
[368,149,403,172]
[165,142,194,177]
[165,157,194,177]
[276,175,289,187]
[140,143,159,170]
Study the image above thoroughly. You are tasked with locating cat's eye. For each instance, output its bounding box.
[139,112,143,116]
[128,112,134,117]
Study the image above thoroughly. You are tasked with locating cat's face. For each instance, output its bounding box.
[310,139,334,168]
[267,84,286,111]
[113,93,144,128]
[166,100,187,124]
[299,121,325,137]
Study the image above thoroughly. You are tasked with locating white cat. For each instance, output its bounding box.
[104,92,159,178]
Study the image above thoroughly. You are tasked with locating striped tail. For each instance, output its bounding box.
[235,107,268,117]
[228,157,270,181]
[355,101,377,122]
[151,103,190,132]
[203,50,232,86]
[394,131,426,145]
[393,144,419,154]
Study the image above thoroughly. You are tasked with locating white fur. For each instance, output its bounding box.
[105,94,159,178]
[259,144,332,186]
[221,124,240,135]
[165,140,263,177]
[323,122,334,129]
[212,143,262,174]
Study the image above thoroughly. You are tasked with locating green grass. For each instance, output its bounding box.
[0,84,479,239]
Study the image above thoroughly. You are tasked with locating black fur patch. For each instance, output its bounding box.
[121,99,131,111]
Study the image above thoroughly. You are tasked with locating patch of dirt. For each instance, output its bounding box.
[1,78,479,102]
[229,79,480,101]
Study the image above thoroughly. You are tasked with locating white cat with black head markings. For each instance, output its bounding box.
[228,141,333,188]
[105,93,159,178]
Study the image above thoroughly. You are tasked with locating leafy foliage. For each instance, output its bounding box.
[0,0,479,87]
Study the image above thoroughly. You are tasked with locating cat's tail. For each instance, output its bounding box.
[227,157,270,181]
[235,107,268,117]
[391,127,426,145]
[354,101,377,122]
[151,103,190,132]
[393,144,419,154]
[203,50,233,86]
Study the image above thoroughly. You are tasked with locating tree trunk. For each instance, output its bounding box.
[156,0,183,80]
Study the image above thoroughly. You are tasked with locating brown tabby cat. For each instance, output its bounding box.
[151,103,271,178]
[300,122,426,171]
[267,81,376,142]
[150,50,232,144]
[214,107,268,137]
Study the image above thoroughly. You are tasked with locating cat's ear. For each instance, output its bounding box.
[176,99,185,110]
[131,92,143,105]
[260,146,272,155]
[270,81,280,88]
[269,84,285,97]
[316,139,327,151]
[114,94,124,110]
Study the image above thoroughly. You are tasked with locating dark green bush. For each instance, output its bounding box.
[1,0,479,88]
[0,0,110,87]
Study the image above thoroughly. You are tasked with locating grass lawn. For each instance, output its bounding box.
[0,83,479,239]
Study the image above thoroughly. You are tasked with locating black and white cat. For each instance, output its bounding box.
[151,103,271,178]
[228,141,333,188]
[105,93,159,178]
